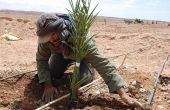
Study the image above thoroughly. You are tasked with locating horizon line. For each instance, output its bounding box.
[0,9,170,23]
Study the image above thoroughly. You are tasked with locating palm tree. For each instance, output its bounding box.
[67,0,98,106]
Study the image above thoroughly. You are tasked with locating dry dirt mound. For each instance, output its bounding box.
[0,69,169,110]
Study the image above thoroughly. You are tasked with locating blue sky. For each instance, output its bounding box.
[0,0,169,21]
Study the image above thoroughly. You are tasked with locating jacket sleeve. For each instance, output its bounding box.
[85,40,127,92]
[36,43,51,83]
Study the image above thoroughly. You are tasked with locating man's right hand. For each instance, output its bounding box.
[42,81,59,103]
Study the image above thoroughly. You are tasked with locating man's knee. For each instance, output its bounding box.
[49,54,72,79]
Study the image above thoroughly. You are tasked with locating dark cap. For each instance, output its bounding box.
[36,14,65,43]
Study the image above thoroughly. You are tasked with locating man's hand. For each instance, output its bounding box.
[42,81,58,103]
[117,88,145,110]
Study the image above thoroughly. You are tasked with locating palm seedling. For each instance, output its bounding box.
[67,0,98,106]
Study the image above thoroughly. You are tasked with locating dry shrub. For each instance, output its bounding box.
[17,19,22,22]
[0,17,13,21]
[23,19,30,23]
[124,19,133,24]
[168,23,170,26]
[17,19,30,23]
[134,18,144,24]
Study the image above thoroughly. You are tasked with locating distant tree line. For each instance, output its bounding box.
[124,18,170,26]
[134,18,144,24]
[124,18,144,24]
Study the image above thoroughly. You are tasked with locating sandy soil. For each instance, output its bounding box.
[0,11,170,110]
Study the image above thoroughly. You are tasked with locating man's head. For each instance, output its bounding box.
[36,14,65,44]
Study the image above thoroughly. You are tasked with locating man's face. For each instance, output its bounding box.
[49,32,61,47]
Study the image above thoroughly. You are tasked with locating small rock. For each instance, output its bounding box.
[157,105,164,109]
[1,100,10,107]
[131,80,142,89]
[139,88,146,93]
[167,100,170,104]
[94,90,100,95]
[132,80,137,86]
[163,92,169,95]
[135,94,140,99]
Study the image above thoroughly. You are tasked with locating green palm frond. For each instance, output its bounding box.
[67,0,98,104]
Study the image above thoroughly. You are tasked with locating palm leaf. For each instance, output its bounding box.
[67,0,99,104]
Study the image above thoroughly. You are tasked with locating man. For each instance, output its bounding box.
[36,14,144,109]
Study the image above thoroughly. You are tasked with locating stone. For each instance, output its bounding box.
[131,80,142,89]
[94,90,100,95]
[167,100,170,104]
[139,88,146,93]
[157,105,164,109]
[163,92,169,95]
[132,80,137,86]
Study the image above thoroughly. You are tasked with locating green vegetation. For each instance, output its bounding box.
[67,0,98,106]
[134,18,144,24]
[124,18,144,24]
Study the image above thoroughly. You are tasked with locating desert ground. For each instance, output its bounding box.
[0,10,170,110]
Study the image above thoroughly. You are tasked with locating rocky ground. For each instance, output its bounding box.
[0,10,170,110]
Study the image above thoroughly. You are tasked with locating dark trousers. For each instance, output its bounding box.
[49,54,94,86]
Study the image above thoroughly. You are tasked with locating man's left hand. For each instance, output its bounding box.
[116,87,145,110]
[120,93,144,109]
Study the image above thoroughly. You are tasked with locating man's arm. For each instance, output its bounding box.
[84,34,144,109]
[36,43,51,83]
[85,43,127,92]
[36,43,59,103]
